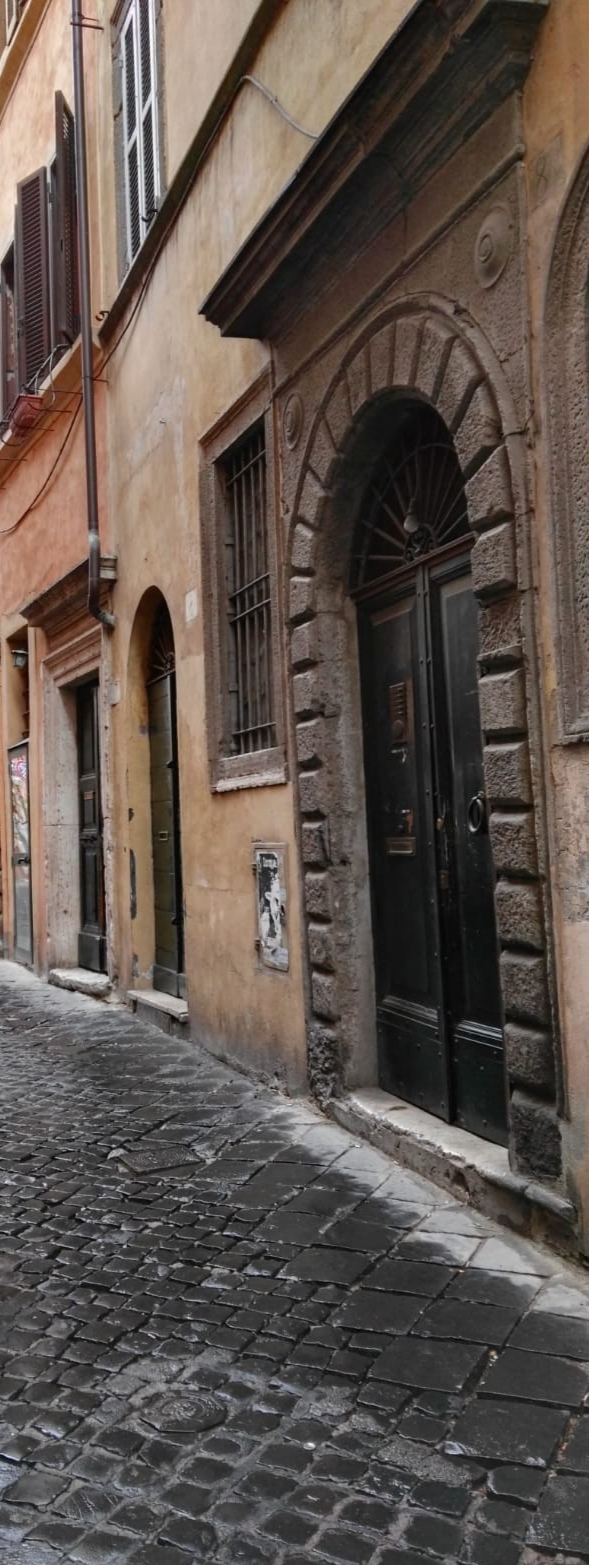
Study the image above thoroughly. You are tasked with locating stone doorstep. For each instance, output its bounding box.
[332,1087,577,1250]
[48,967,112,1000]
[127,988,189,1034]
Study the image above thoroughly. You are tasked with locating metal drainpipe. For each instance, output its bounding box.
[72,0,115,629]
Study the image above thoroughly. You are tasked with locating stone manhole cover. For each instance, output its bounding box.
[108,1143,202,1174]
[141,1393,226,1436]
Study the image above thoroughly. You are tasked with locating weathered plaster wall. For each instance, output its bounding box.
[0,0,107,969]
[100,0,420,1083]
[523,0,589,1241]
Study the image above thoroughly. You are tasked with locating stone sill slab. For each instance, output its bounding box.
[49,968,112,1000]
[127,989,188,1034]
[332,1088,577,1254]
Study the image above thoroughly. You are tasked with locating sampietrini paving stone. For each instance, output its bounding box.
[2,962,589,1565]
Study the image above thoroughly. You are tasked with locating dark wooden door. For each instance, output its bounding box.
[147,669,185,998]
[77,683,106,972]
[360,556,506,1144]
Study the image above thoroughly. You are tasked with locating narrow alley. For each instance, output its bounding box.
[1,964,589,1565]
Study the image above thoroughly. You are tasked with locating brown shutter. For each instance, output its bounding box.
[16,167,51,387]
[54,91,79,343]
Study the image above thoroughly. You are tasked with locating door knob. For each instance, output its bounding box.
[467,791,487,835]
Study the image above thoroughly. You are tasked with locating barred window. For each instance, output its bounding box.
[223,426,276,756]
[202,384,285,791]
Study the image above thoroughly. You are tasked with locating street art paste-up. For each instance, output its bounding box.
[254,844,288,972]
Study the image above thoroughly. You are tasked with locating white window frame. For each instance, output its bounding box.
[120,0,160,269]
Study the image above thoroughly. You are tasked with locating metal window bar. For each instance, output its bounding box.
[224,426,275,755]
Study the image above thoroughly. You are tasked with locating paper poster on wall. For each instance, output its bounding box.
[253,843,288,972]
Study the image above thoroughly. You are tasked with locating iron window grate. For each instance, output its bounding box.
[223,424,276,755]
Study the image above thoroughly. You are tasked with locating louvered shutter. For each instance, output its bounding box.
[121,3,141,262]
[54,91,79,343]
[138,0,157,230]
[16,167,51,388]
[5,0,17,39]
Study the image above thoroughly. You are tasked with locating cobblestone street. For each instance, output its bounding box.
[2,964,589,1565]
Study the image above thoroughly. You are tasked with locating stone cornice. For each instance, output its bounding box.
[21,557,116,634]
[201,0,548,340]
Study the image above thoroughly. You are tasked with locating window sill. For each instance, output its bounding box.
[211,754,288,794]
[0,0,50,120]
[0,335,100,485]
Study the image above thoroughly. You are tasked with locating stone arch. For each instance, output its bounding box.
[286,300,561,1179]
[126,587,176,989]
[545,145,589,737]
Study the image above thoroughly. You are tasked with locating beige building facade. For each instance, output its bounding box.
[5,0,589,1252]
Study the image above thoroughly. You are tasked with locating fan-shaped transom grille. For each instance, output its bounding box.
[147,601,175,682]
[351,403,470,595]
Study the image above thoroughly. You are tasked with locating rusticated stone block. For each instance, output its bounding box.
[489,810,538,877]
[510,1090,562,1181]
[466,444,513,530]
[308,922,336,971]
[298,769,328,816]
[436,337,481,431]
[325,375,352,450]
[297,467,326,528]
[472,521,517,598]
[290,621,318,670]
[478,596,522,664]
[370,324,394,393]
[500,950,550,1025]
[346,344,371,414]
[484,741,532,806]
[292,523,317,573]
[305,871,332,920]
[293,671,321,719]
[415,318,454,402]
[296,719,323,768]
[289,576,315,623]
[312,971,340,1022]
[393,315,420,387]
[453,383,501,477]
[307,1021,342,1105]
[302,822,330,868]
[505,1023,555,1095]
[478,668,526,738]
[308,419,337,486]
[495,880,544,952]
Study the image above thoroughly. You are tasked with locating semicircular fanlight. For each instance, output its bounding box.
[351,403,470,596]
[147,601,175,682]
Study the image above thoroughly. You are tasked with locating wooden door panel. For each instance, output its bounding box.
[77,684,106,973]
[361,591,450,1118]
[148,670,184,997]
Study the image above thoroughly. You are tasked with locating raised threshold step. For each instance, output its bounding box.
[49,967,112,999]
[127,989,188,1033]
[332,1088,576,1254]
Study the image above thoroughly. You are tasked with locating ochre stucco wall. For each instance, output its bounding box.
[100,0,420,1084]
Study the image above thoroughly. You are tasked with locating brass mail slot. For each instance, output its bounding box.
[386,836,416,856]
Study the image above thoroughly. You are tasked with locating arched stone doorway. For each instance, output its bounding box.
[352,398,504,1141]
[127,590,185,999]
[285,303,560,1174]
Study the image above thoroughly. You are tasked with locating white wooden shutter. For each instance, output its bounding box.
[121,0,159,267]
[5,0,17,40]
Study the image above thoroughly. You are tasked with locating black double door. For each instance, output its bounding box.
[360,553,506,1144]
[77,682,106,972]
[147,670,185,998]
